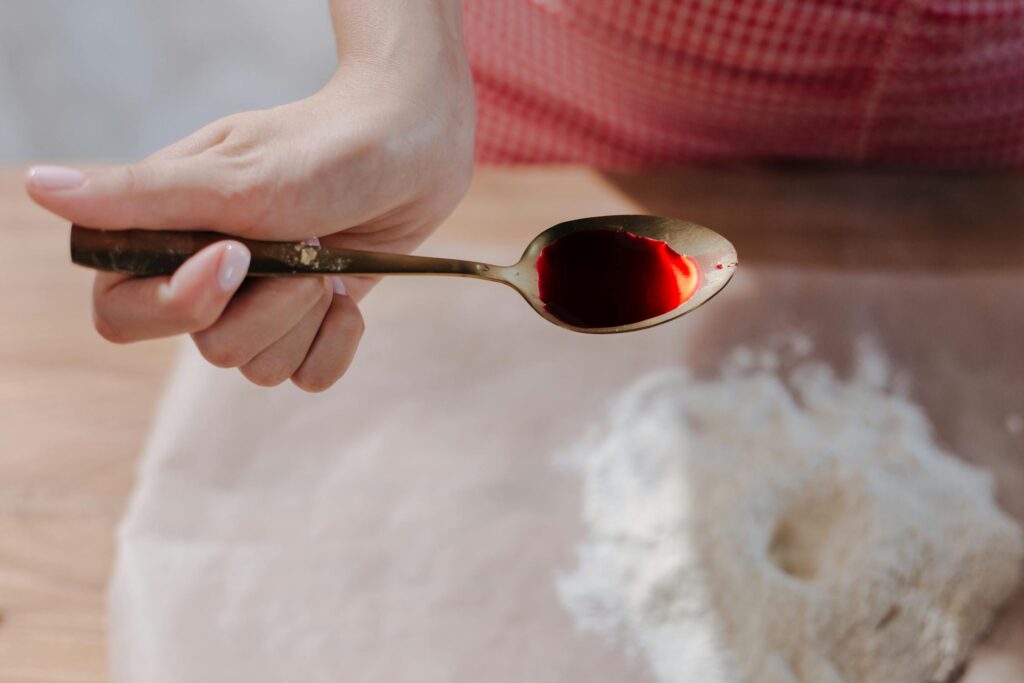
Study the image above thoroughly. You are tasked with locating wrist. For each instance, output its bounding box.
[329,0,465,69]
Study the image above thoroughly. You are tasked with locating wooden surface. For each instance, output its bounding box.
[1,165,1023,682]
[0,167,176,683]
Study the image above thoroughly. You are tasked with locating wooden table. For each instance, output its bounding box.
[1,165,1022,682]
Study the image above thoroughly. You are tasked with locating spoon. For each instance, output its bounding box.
[70,215,737,334]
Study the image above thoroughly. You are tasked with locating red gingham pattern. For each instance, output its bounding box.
[463,0,1024,168]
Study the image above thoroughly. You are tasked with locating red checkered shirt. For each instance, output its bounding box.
[464,0,1024,168]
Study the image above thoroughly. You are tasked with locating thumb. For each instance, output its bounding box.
[25,158,252,231]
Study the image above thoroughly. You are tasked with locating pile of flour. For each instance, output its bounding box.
[558,340,1022,683]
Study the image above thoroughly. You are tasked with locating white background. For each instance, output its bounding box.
[0,0,337,161]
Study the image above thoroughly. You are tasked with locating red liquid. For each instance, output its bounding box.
[536,229,700,328]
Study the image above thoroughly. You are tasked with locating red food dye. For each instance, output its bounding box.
[536,229,700,328]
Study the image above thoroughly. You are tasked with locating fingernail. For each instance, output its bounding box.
[302,237,321,247]
[218,243,251,292]
[331,277,347,296]
[26,165,88,191]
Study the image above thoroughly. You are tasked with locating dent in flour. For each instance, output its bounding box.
[558,339,1022,683]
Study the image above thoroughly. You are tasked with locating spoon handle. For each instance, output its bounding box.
[70,225,500,280]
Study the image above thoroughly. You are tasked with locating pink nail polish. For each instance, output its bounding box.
[331,277,347,296]
[218,243,251,292]
[27,165,88,191]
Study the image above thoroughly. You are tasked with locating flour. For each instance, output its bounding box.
[558,340,1022,683]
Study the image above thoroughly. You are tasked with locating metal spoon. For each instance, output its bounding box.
[70,215,737,334]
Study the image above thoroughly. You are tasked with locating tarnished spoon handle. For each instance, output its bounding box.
[69,225,501,279]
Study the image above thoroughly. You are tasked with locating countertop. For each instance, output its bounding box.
[1,165,1022,682]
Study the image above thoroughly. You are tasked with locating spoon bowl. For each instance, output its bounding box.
[502,215,736,333]
[70,215,737,334]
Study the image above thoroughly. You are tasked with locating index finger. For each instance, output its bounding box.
[92,241,250,343]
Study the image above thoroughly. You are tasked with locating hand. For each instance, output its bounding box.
[26,0,474,391]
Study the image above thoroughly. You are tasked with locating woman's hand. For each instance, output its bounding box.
[26,0,474,391]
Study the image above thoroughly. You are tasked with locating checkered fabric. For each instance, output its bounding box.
[463,0,1024,168]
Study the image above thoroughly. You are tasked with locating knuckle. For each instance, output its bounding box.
[114,165,153,225]
[164,295,218,332]
[218,114,270,151]
[214,112,249,134]
[119,163,150,196]
[240,362,290,388]
[204,133,274,226]
[92,308,130,344]
[207,121,262,163]
[348,308,367,337]
[342,133,380,168]
[192,334,248,369]
[292,371,336,394]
